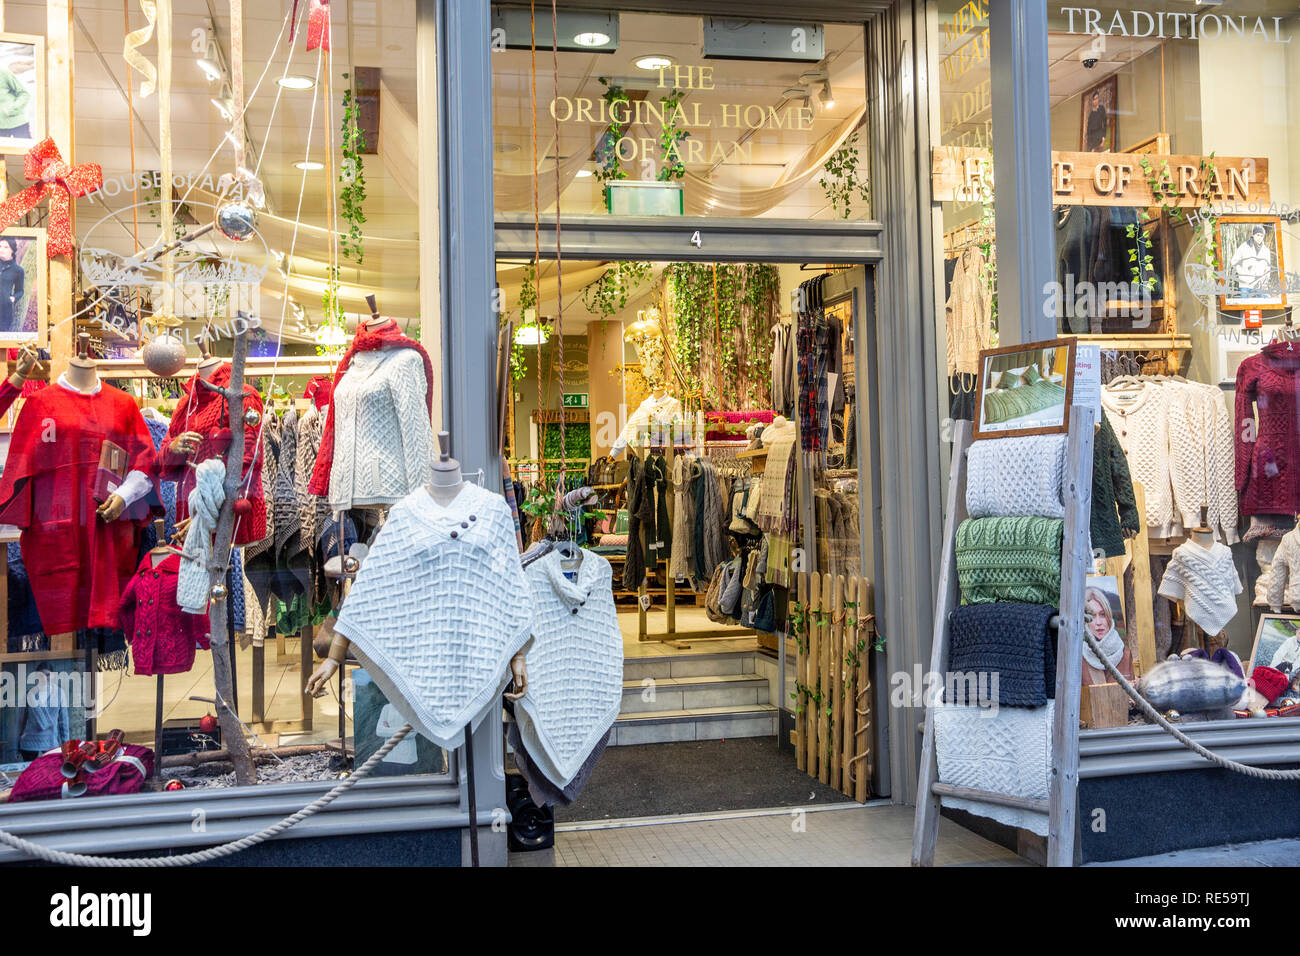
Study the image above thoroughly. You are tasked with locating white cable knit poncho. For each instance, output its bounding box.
[513,549,623,788]
[334,482,533,749]
[1157,539,1243,636]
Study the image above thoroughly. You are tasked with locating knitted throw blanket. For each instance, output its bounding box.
[965,434,1067,519]
[955,516,1062,605]
[334,483,532,749]
[945,602,1057,707]
[934,701,1053,836]
[307,321,434,497]
[513,550,623,787]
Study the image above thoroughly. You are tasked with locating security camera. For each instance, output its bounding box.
[1082,56,1098,69]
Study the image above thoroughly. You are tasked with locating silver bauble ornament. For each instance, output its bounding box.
[210,583,229,601]
[141,332,188,377]
[1251,708,1269,718]
[336,770,352,779]
[343,555,360,574]
[1164,709,1181,722]
[215,198,257,242]
[243,407,261,427]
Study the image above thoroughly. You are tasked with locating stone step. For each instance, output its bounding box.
[620,673,770,714]
[610,703,779,746]
[623,651,756,682]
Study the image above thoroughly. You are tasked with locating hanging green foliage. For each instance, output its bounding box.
[819,132,870,220]
[657,89,689,182]
[593,79,630,205]
[339,73,368,264]
[503,261,539,382]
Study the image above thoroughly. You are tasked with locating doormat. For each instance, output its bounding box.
[549,737,856,823]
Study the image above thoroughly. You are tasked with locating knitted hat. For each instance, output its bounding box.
[1251,665,1289,704]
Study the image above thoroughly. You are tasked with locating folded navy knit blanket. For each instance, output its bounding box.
[945,602,1058,707]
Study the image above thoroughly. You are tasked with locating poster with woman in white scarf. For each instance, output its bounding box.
[1082,578,1134,686]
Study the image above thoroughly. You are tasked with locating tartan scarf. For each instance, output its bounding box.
[306,321,434,497]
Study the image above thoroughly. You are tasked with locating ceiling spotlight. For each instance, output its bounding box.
[197,58,224,83]
[635,54,672,71]
[575,168,593,178]
[573,31,611,47]
[780,87,807,101]
[295,160,325,171]
[277,74,315,91]
[210,98,233,122]
[819,81,834,109]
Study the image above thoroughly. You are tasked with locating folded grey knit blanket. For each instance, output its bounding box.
[945,602,1057,707]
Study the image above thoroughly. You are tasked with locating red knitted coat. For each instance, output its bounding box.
[307,321,434,497]
[119,552,211,676]
[0,382,161,633]
[1235,342,1300,516]
[159,364,266,546]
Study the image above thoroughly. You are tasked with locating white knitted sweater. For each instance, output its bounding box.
[1266,527,1300,613]
[965,433,1067,519]
[1102,383,1178,536]
[513,550,623,788]
[1157,539,1242,636]
[327,347,433,511]
[334,483,533,749]
[610,393,683,457]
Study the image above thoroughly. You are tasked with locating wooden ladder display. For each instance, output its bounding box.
[912,404,1096,868]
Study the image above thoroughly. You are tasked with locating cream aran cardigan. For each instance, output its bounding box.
[1266,527,1300,613]
[327,347,433,511]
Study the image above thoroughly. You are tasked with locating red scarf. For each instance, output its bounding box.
[307,322,434,497]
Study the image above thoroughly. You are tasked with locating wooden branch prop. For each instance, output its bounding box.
[201,315,257,787]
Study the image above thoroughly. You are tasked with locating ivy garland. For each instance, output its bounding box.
[657,89,689,182]
[318,264,344,357]
[505,261,539,382]
[593,79,630,205]
[819,132,870,220]
[339,73,368,265]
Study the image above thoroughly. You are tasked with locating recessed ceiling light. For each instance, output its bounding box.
[295,160,325,171]
[573,31,611,47]
[635,54,672,71]
[277,75,315,91]
[575,168,593,178]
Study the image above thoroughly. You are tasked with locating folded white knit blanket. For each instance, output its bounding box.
[933,700,1053,836]
[334,482,533,749]
[965,433,1067,519]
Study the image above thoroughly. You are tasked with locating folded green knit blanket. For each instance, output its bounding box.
[955,516,1063,605]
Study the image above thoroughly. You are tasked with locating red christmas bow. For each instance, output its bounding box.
[0,138,102,258]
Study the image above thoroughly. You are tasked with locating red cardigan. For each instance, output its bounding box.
[159,364,267,546]
[1235,342,1300,515]
[119,552,211,675]
[0,381,160,633]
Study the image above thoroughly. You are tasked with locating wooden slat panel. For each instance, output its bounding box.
[807,572,821,781]
[840,576,856,797]
[818,571,831,786]
[830,573,844,791]
[795,571,807,774]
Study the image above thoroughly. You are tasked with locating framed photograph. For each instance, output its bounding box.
[1082,576,1134,687]
[1247,613,1300,681]
[0,33,43,153]
[0,227,44,345]
[1217,214,1286,310]
[1080,75,1117,152]
[973,337,1076,439]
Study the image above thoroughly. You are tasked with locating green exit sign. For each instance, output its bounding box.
[562,393,588,408]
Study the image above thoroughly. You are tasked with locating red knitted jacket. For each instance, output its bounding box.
[119,552,211,676]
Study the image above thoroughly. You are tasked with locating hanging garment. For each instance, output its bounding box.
[622,456,652,591]
[176,458,226,614]
[119,552,211,676]
[0,377,161,634]
[294,402,332,556]
[507,719,610,808]
[1102,382,1179,536]
[945,246,992,375]
[770,323,795,417]
[1090,415,1140,558]
[756,416,797,532]
[140,413,177,549]
[512,550,622,788]
[1235,343,1300,517]
[307,322,435,508]
[646,453,671,561]
[159,364,266,547]
[245,409,310,606]
[332,483,532,749]
[691,457,728,582]
[1055,206,1093,334]
[1265,527,1300,612]
[1158,539,1243,636]
[668,455,693,581]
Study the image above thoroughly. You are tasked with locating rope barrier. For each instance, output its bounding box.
[0,725,413,867]
[1083,630,1300,781]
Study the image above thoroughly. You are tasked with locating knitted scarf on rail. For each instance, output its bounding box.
[306,321,434,497]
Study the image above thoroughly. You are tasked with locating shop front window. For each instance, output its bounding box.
[490,8,870,220]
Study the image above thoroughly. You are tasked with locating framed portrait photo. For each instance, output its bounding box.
[1217,214,1285,310]
[0,33,43,154]
[1080,75,1117,152]
[973,337,1076,440]
[1247,613,1300,680]
[0,227,46,346]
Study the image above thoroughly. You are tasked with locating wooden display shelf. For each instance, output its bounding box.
[1065,333,1192,351]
